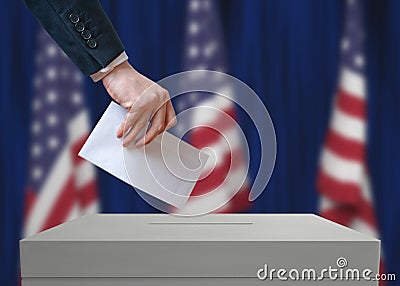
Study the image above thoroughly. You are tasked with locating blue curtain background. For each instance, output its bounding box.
[0,0,399,285]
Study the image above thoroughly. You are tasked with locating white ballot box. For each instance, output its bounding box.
[20,214,380,286]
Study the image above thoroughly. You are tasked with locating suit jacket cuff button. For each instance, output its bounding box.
[87,38,97,49]
[81,30,91,40]
[75,22,85,32]
[69,13,79,24]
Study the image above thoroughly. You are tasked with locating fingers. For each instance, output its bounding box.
[115,83,176,147]
[117,122,124,138]
[165,100,177,130]
[136,104,167,148]
[121,110,149,147]
[117,107,142,138]
[120,99,176,147]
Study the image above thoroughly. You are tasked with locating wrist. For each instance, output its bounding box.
[102,61,140,109]
[102,60,129,87]
[90,51,129,82]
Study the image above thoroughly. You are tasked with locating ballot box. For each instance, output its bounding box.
[20,214,380,285]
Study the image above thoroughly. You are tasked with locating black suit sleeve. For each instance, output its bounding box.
[22,0,125,75]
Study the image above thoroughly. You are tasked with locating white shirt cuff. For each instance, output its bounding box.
[90,51,129,82]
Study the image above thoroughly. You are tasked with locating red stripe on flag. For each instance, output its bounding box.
[325,130,365,161]
[218,186,251,213]
[379,260,387,286]
[357,197,378,229]
[190,152,231,197]
[337,89,366,119]
[23,188,37,221]
[320,198,378,231]
[320,204,357,226]
[190,107,236,148]
[190,148,244,197]
[78,180,98,209]
[317,170,361,205]
[191,127,221,149]
[39,176,76,232]
[71,134,89,165]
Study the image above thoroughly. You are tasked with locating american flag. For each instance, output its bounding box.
[174,0,250,214]
[317,0,385,282]
[23,28,99,237]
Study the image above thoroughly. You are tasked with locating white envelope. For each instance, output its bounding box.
[79,102,209,209]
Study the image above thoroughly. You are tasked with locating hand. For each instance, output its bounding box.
[102,61,176,147]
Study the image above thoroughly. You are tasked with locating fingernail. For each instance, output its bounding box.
[136,139,145,148]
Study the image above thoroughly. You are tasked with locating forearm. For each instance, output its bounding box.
[23,0,176,147]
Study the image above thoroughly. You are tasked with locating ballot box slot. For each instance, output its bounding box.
[148,222,254,225]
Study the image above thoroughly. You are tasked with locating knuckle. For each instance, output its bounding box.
[163,89,169,97]
[160,89,169,100]
[156,124,164,132]
[135,100,147,109]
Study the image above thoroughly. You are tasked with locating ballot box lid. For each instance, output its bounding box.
[20,214,380,278]
[22,213,377,242]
